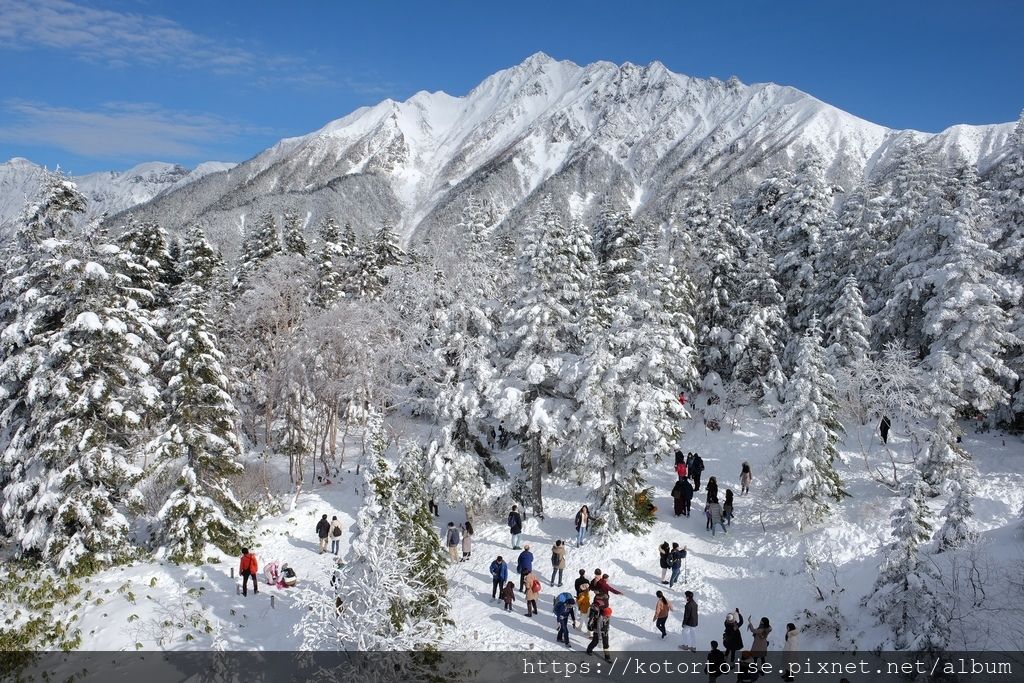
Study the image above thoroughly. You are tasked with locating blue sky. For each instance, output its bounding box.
[0,0,1020,174]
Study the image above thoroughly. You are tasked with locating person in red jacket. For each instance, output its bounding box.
[239,548,259,596]
[591,570,623,597]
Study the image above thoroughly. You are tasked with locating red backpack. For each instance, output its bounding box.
[531,578,542,594]
[676,463,688,478]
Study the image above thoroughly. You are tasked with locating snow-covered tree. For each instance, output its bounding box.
[0,174,160,574]
[312,216,347,309]
[235,211,280,290]
[922,165,1020,414]
[571,217,686,534]
[774,151,836,334]
[151,271,244,563]
[178,224,224,289]
[116,215,174,306]
[771,323,847,528]
[993,113,1024,417]
[868,473,949,654]
[937,468,977,552]
[281,211,308,257]
[294,416,448,658]
[824,276,871,372]
[731,245,788,409]
[693,202,747,378]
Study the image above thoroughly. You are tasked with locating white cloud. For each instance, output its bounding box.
[0,0,338,87]
[0,100,269,160]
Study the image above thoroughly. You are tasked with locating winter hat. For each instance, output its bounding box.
[726,613,735,623]
[602,607,612,617]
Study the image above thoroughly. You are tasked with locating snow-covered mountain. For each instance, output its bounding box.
[9,53,1017,246]
[0,157,235,232]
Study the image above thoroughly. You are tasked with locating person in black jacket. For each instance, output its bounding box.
[671,480,686,516]
[680,477,694,516]
[316,514,331,554]
[690,453,705,491]
[680,591,698,651]
[706,640,726,682]
[705,476,719,505]
[508,505,523,549]
[880,415,891,444]
[722,609,744,662]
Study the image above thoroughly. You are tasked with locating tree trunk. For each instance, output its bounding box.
[532,434,544,519]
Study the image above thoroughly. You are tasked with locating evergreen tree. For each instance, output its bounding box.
[312,216,347,308]
[869,474,949,654]
[572,215,685,534]
[731,245,789,409]
[693,202,747,378]
[295,416,448,654]
[922,165,1020,414]
[116,214,174,306]
[773,150,837,335]
[771,323,847,528]
[282,211,308,257]
[824,276,871,372]
[151,270,244,563]
[179,225,224,289]
[834,182,887,317]
[0,175,160,573]
[993,113,1024,416]
[235,211,280,290]
[360,221,405,294]
[937,468,977,552]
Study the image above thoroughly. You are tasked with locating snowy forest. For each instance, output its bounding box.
[1,112,1024,658]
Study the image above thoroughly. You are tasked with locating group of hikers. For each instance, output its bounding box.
[444,520,475,561]
[237,548,297,595]
[670,451,753,536]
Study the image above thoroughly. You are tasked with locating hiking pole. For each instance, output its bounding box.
[683,555,688,583]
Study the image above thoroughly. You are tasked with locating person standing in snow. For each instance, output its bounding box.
[690,453,705,491]
[880,415,892,444]
[668,543,687,588]
[551,539,567,586]
[461,520,474,561]
[706,498,727,536]
[706,640,726,682]
[722,489,735,526]
[722,610,744,662]
[592,571,623,598]
[524,570,542,617]
[508,505,523,549]
[428,499,439,517]
[680,476,694,517]
[576,577,592,618]
[740,462,753,495]
[705,476,719,504]
[239,548,258,596]
[489,555,508,600]
[747,616,772,664]
[659,541,671,583]
[329,515,343,555]
[574,505,590,546]
[316,514,331,554]
[586,605,613,661]
[671,479,686,516]
[675,458,688,481]
[555,593,577,648]
[686,452,695,471]
[653,590,673,638]
[680,590,698,651]
[782,622,799,681]
[500,580,516,611]
[516,545,534,591]
[674,449,686,466]
[445,522,461,562]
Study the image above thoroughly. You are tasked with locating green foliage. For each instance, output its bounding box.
[0,562,83,654]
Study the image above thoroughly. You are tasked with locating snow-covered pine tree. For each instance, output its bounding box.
[834,182,887,317]
[875,146,947,353]
[868,473,949,654]
[295,416,448,658]
[774,150,837,336]
[824,276,871,372]
[151,265,245,563]
[922,164,1020,414]
[572,215,685,535]
[771,322,847,528]
[917,355,967,495]
[496,197,592,516]
[693,202,747,379]
[936,466,977,552]
[281,211,308,257]
[312,216,347,309]
[179,224,224,289]
[993,113,1024,418]
[364,221,405,293]
[115,214,174,307]
[235,211,280,290]
[730,251,788,413]
[1,175,160,574]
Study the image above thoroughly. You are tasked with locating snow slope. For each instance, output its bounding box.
[58,407,1024,653]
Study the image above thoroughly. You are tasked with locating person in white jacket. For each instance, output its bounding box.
[782,622,799,681]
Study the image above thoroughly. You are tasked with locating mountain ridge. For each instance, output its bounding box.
[3,53,1015,247]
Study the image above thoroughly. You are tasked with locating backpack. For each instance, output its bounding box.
[332,525,342,538]
[551,550,559,566]
[530,578,542,594]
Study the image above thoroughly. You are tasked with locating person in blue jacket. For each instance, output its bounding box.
[516,544,534,592]
[489,555,509,600]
